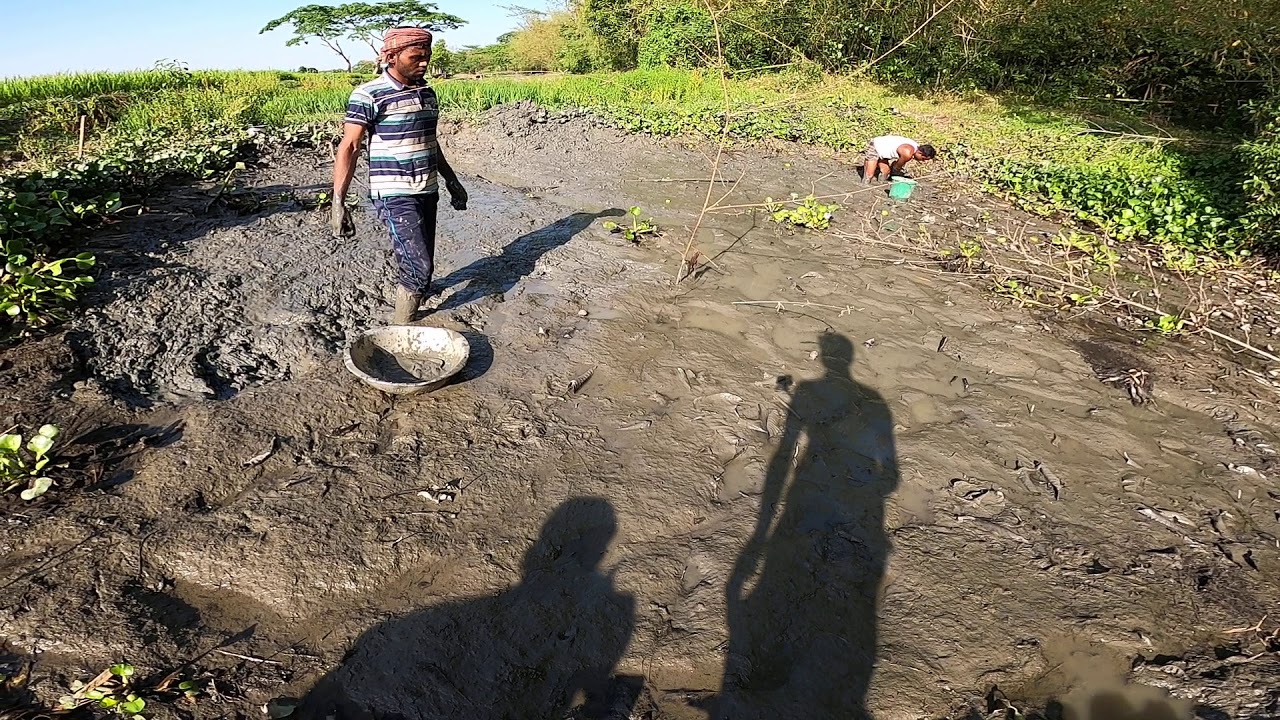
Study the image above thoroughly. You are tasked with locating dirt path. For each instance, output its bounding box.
[2,105,1278,720]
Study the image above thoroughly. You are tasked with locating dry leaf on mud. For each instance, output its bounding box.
[949,478,1006,505]
[1228,463,1268,481]
[764,408,786,439]
[694,392,744,410]
[265,697,299,719]
[1035,461,1064,499]
[619,420,652,431]
[418,488,457,503]
[1215,543,1258,571]
[1138,506,1197,537]
[242,436,279,467]
[677,367,694,390]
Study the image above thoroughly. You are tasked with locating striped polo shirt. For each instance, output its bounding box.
[344,73,440,198]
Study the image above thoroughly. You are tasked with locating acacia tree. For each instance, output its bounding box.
[261,1,467,71]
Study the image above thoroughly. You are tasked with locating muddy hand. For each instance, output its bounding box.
[330,202,354,238]
[447,178,468,211]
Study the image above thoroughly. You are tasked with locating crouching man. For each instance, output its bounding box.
[860,135,936,185]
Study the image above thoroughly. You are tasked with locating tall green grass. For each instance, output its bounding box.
[0,69,366,109]
[0,70,216,106]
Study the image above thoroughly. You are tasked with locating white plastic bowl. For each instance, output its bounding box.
[344,326,470,395]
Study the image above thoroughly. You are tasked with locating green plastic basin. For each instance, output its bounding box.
[888,177,917,200]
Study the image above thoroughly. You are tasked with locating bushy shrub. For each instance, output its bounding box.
[1240,99,1280,249]
[638,2,716,70]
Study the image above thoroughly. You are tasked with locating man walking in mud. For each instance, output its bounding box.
[331,27,468,324]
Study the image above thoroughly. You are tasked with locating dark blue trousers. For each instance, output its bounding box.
[372,193,439,294]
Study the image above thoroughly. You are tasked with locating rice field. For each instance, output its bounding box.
[0,69,220,106]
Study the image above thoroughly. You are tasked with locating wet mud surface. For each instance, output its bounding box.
[2,104,1279,719]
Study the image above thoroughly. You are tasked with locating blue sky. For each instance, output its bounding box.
[0,1,545,78]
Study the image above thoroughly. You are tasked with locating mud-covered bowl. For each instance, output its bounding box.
[343,326,470,395]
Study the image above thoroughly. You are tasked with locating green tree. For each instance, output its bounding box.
[637,1,715,69]
[261,1,466,71]
[581,0,640,70]
[432,38,455,76]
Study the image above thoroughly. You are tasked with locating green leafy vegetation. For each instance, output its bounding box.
[50,662,218,719]
[604,206,658,243]
[1242,101,1280,249]
[767,195,841,230]
[478,1,1277,117]
[1146,314,1188,336]
[0,240,96,328]
[2,66,1269,282]
[0,116,289,335]
[0,424,62,501]
[60,664,147,718]
[940,238,986,273]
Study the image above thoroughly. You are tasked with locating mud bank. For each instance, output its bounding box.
[2,105,1278,720]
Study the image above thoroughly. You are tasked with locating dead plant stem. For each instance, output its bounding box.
[677,1,733,284]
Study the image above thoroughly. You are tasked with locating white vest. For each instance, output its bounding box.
[872,135,918,161]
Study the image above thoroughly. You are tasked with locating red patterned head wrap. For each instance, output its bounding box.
[381,28,433,63]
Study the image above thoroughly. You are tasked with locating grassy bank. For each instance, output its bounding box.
[5,68,1252,248]
[0,66,1259,336]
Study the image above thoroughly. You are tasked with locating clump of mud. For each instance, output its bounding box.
[74,184,392,404]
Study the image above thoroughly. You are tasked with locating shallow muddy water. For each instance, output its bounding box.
[1,105,1277,720]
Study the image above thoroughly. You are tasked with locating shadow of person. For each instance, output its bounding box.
[432,209,624,312]
[712,333,899,720]
[300,497,637,720]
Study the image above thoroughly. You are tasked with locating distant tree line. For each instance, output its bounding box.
[455,0,1277,121]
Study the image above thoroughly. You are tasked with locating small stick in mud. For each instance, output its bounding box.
[1224,616,1270,635]
[212,649,282,665]
[733,300,855,315]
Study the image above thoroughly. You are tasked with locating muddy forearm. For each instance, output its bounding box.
[333,141,359,199]
[436,148,459,186]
